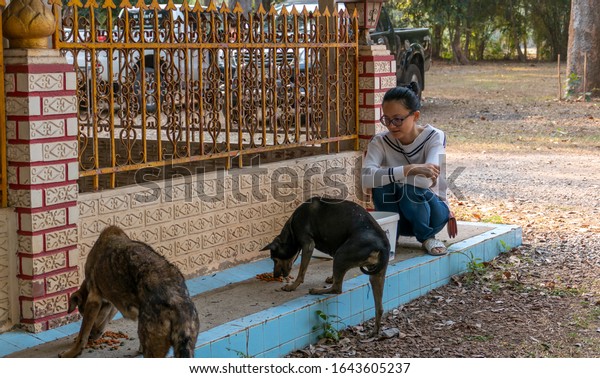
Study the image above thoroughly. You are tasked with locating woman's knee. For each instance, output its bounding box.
[398,185,428,207]
[373,184,400,206]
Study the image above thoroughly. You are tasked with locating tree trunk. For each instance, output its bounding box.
[463,27,471,61]
[507,1,526,62]
[450,19,470,65]
[432,25,443,59]
[567,0,600,97]
[476,36,486,61]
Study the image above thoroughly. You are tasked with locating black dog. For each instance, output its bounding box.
[262,196,390,335]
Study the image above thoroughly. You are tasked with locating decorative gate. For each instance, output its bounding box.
[52,0,359,191]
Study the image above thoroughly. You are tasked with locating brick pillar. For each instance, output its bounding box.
[5,49,80,332]
[357,44,396,150]
[356,44,396,206]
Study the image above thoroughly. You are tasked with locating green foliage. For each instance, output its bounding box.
[313,310,342,342]
[565,71,593,101]
[566,71,581,98]
[482,214,504,224]
[387,0,570,62]
[455,251,488,281]
[483,39,506,60]
[464,252,487,277]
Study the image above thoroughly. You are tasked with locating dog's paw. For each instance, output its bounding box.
[325,276,333,284]
[58,349,80,358]
[309,287,341,295]
[281,284,296,292]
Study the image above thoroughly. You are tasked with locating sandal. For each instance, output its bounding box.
[422,238,447,256]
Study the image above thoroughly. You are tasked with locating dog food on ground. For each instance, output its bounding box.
[85,331,131,351]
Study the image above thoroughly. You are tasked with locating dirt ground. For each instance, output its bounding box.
[288,61,600,358]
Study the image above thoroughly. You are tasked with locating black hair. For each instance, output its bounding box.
[382,82,421,112]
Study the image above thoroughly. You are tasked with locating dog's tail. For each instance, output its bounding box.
[359,249,389,275]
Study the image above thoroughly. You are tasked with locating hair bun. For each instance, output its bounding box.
[405,81,420,95]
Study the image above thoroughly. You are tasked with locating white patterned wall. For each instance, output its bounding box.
[78,152,365,278]
[0,209,18,333]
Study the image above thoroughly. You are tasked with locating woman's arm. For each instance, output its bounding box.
[361,138,405,189]
[423,130,448,201]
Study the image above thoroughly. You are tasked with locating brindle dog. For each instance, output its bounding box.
[59,225,199,358]
[262,197,390,335]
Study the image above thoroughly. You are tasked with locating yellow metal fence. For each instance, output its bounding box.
[52,0,359,191]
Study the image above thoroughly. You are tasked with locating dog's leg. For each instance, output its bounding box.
[309,255,348,295]
[369,269,386,336]
[281,241,314,292]
[138,320,171,358]
[90,303,118,340]
[59,290,103,358]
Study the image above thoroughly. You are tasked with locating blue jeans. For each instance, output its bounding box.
[372,183,449,243]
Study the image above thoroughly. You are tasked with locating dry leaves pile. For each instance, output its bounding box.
[288,62,600,358]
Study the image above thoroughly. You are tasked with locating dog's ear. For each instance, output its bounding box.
[67,291,82,313]
[261,238,280,252]
[261,241,275,252]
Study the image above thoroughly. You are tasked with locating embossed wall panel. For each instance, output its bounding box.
[45,184,78,206]
[42,96,77,116]
[77,152,361,278]
[17,73,65,92]
[46,270,79,294]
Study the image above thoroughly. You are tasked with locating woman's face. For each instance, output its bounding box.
[381,100,418,138]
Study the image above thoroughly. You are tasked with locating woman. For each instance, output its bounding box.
[361,83,457,256]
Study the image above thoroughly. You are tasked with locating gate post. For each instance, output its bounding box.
[357,44,396,150]
[356,44,395,205]
[3,0,80,332]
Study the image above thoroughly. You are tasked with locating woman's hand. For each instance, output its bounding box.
[404,163,440,180]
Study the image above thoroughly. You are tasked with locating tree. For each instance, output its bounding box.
[525,0,570,61]
[566,0,600,97]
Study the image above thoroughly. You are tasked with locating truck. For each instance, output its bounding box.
[369,6,432,98]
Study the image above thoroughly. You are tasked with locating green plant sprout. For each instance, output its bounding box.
[313,310,343,342]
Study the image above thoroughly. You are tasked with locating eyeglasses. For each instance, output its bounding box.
[380,111,415,127]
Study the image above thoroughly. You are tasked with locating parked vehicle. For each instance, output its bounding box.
[276,1,432,97]
[62,4,204,112]
[370,6,431,97]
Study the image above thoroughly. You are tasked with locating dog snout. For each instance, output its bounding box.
[273,266,288,278]
[273,260,290,278]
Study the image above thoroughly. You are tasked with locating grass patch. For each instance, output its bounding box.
[482,214,504,224]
